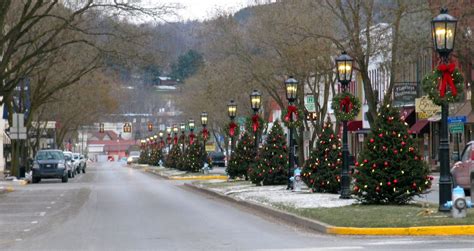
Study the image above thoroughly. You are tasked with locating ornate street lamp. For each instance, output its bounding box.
[201,112,209,161]
[153,135,158,148]
[432,8,457,212]
[250,90,262,151]
[336,51,354,199]
[228,100,238,157]
[188,119,195,145]
[180,122,186,152]
[285,77,298,190]
[166,126,172,152]
[99,123,104,133]
[123,123,132,133]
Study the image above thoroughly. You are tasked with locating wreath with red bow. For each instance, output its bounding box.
[224,121,241,138]
[280,105,305,128]
[422,64,464,106]
[331,92,361,121]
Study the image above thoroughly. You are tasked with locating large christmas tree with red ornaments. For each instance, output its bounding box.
[226,132,256,180]
[353,105,432,204]
[248,121,288,185]
[302,119,342,193]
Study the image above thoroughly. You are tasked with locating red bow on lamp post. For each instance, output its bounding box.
[189,132,195,145]
[437,63,456,98]
[340,96,353,113]
[202,128,209,140]
[173,135,178,145]
[252,115,260,132]
[284,105,298,122]
[160,140,165,149]
[229,122,238,137]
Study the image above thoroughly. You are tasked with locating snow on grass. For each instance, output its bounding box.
[203,182,355,209]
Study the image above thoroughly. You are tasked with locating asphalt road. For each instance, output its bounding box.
[1,162,473,251]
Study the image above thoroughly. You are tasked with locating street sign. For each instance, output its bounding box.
[10,113,27,139]
[449,122,464,134]
[448,116,467,124]
[305,96,316,112]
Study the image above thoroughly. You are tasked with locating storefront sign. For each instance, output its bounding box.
[415,96,441,119]
[393,82,417,107]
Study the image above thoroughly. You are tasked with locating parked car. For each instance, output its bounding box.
[71,153,81,174]
[32,149,68,183]
[127,151,140,165]
[209,151,226,167]
[63,151,75,178]
[451,141,474,197]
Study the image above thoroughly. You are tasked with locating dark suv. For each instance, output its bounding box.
[32,150,68,183]
[209,152,226,167]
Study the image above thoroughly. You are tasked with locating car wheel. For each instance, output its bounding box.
[62,175,68,183]
[32,177,40,183]
[82,168,86,174]
[68,170,72,178]
[77,168,80,174]
[72,170,75,178]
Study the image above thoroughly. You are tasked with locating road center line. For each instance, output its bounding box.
[31,221,38,224]
[39,212,46,216]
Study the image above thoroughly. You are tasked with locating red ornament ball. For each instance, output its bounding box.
[387,181,391,186]
[363,159,368,163]
[384,161,389,166]
[393,179,398,184]
[354,186,359,192]
[379,133,383,138]
[393,149,398,154]
[401,141,406,146]
[370,138,375,143]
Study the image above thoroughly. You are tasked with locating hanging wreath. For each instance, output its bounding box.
[281,106,305,128]
[422,64,464,106]
[331,92,361,121]
[224,121,241,138]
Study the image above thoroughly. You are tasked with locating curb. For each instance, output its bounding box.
[0,186,14,194]
[184,183,331,234]
[169,175,227,181]
[184,183,474,236]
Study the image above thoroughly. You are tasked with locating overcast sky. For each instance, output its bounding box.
[165,0,253,21]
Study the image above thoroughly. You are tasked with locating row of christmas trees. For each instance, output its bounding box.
[138,138,207,173]
[226,105,432,205]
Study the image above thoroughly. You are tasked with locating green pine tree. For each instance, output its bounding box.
[184,139,206,172]
[353,105,432,204]
[226,132,256,180]
[248,121,288,185]
[165,144,182,169]
[302,119,342,193]
[138,149,149,164]
[148,147,163,166]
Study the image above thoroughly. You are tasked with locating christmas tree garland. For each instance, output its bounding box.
[421,64,464,105]
[331,92,361,121]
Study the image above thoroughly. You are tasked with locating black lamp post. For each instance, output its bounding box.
[201,112,208,162]
[285,76,298,190]
[166,126,172,152]
[432,8,457,212]
[188,119,195,145]
[180,122,186,152]
[335,51,354,199]
[228,100,237,157]
[250,90,262,152]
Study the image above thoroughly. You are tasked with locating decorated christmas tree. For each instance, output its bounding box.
[183,139,206,172]
[165,144,182,169]
[226,132,256,180]
[248,121,288,185]
[302,119,342,193]
[148,147,163,166]
[138,149,149,164]
[353,105,432,204]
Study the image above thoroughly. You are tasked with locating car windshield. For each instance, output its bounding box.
[36,151,64,160]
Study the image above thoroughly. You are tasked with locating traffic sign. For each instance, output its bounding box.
[449,122,464,134]
[448,116,466,124]
[305,95,316,112]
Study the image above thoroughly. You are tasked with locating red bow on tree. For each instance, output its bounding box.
[252,115,260,132]
[189,132,195,145]
[284,105,298,122]
[229,122,237,137]
[202,128,209,140]
[340,96,353,113]
[437,63,456,98]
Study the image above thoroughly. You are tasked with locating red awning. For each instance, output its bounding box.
[400,107,415,121]
[348,121,362,132]
[410,120,429,134]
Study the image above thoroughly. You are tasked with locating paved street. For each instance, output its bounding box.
[0,162,473,250]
